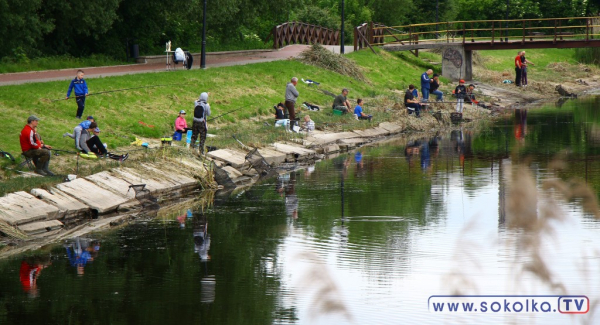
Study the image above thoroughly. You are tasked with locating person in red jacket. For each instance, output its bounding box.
[20,115,54,176]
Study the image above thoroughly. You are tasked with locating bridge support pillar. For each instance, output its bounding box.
[441,46,472,81]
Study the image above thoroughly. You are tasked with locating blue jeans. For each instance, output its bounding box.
[421,88,430,102]
[431,90,443,101]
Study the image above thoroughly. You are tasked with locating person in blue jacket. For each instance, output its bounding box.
[420,69,433,102]
[66,70,89,119]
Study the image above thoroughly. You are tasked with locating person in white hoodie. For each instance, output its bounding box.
[191,92,212,154]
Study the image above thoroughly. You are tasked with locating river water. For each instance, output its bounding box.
[2,97,600,325]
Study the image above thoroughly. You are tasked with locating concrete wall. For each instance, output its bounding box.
[136,49,275,65]
[441,46,472,81]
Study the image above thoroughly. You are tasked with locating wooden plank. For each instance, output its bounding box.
[86,171,137,200]
[207,149,248,168]
[378,122,403,134]
[30,188,89,220]
[18,220,63,236]
[56,178,129,214]
[257,148,287,165]
[0,191,60,226]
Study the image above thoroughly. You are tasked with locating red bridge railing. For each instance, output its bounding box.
[268,22,340,49]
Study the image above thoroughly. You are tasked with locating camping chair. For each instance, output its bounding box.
[19,154,35,170]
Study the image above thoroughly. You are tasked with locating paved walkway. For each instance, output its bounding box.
[0,45,354,86]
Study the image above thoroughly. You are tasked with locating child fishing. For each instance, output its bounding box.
[454,79,467,113]
[66,70,89,119]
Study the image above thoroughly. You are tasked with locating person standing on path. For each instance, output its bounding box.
[20,115,54,176]
[520,51,534,87]
[191,92,211,155]
[514,51,522,87]
[285,77,299,125]
[66,70,89,119]
[421,69,433,102]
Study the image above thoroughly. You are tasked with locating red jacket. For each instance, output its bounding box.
[20,125,42,152]
[515,55,522,68]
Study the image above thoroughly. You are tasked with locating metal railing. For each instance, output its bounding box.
[369,17,600,47]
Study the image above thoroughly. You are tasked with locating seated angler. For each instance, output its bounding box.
[404,85,421,117]
[20,115,55,176]
[354,99,372,121]
[332,88,352,114]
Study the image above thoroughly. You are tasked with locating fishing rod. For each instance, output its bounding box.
[48,83,187,102]
[207,107,245,122]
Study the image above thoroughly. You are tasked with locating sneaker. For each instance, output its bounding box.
[35,169,47,176]
[120,153,129,162]
[63,132,70,138]
[76,116,82,119]
[43,169,56,176]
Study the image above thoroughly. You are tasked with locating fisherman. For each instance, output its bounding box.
[465,84,477,105]
[66,70,89,119]
[20,115,55,176]
[455,79,467,113]
[514,51,523,87]
[285,77,299,126]
[191,92,212,154]
[430,74,443,102]
[404,85,421,117]
[175,110,190,133]
[520,51,535,87]
[63,116,95,151]
[332,88,351,114]
[421,69,434,102]
[354,99,372,121]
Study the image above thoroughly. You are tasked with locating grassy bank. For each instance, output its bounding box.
[0,47,441,156]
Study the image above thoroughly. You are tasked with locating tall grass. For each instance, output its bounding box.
[574,48,600,66]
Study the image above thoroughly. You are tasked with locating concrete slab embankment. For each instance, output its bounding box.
[0,158,208,241]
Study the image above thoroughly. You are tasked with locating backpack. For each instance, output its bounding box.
[194,102,206,122]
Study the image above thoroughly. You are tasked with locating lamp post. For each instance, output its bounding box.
[436,0,439,38]
[201,0,207,68]
[505,0,509,42]
[340,0,345,54]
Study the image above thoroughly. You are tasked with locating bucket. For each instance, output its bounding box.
[173,132,182,141]
[333,109,344,116]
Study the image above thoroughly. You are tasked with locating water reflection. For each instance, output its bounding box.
[19,255,51,297]
[64,237,100,276]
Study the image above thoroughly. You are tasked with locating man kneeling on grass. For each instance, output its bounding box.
[332,88,351,114]
[20,115,55,176]
[354,99,372,121]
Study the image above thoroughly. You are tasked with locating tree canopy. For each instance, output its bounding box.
[0,0,598,60]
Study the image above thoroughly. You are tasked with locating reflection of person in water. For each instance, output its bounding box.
[285,172,299,219]
[404,139,421,168]
[193,214,211,261]
[65,237,99,276]
[451,129,467,167]
[19,256,51,297]
[514,109,528,141]
[421,136,441,171]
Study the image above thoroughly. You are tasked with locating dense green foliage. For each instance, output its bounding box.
[1,0,598,61]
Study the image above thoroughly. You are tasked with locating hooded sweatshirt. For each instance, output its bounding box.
[193,92,211,123]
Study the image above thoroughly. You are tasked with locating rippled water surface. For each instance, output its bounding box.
[2,97,600,325]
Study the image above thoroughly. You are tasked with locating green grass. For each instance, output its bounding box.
[475,48,579,79]
[0,54,129,74]
[0,47,436,156]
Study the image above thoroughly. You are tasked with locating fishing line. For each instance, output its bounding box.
[47,83,187,102]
